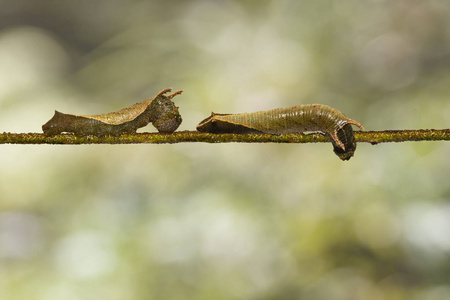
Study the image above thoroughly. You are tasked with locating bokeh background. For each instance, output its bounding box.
[1,1,449,299]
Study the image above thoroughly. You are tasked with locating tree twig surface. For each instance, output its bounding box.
[1,129,449,145]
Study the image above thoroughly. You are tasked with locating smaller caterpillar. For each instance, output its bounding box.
[196,104,364,160]
[42,88,182,136]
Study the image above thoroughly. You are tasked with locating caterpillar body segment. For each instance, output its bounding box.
[197,104,364,160]
[42,88,183,136]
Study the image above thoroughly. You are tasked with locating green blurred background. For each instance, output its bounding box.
[0,1,449,299]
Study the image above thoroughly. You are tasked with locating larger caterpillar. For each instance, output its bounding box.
[42,88,182,136]
[196,104,364,160]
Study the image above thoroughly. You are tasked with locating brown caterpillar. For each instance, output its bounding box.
[42,88,182,136]
[196,104,364,160]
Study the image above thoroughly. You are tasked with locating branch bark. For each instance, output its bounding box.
[1,129,449,145]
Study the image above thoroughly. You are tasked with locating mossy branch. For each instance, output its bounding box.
[0,129,449,145]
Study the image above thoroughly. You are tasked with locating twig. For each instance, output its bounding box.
[0,129,449,145]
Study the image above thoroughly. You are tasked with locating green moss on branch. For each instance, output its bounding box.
[0,129,449,145]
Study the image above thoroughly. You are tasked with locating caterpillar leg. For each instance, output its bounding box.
[330,132,346,151]
[168,90,183,99]
[157,88,173,97]
[347,119,364,130]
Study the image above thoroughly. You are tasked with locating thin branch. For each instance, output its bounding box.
[0,129,449,145]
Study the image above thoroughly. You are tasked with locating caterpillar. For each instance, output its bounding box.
[196,104,364,160]
[42,88,183,136]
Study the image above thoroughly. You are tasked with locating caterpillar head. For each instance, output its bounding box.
[148,90,183,133]
[331,123,357,161]
[328,117,363,161]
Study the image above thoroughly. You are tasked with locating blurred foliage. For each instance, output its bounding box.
[0,0,449,299]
